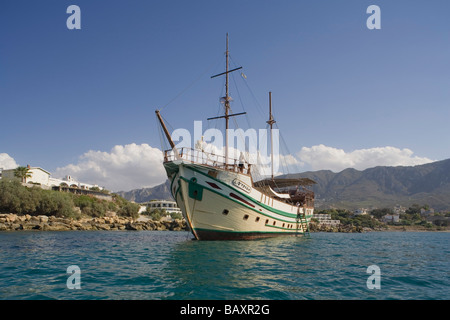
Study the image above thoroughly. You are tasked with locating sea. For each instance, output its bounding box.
[0,230,448,302]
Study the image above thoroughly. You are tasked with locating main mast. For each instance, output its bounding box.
[266,92,276,180]
[208,33,245,167]
[225,33,230,164]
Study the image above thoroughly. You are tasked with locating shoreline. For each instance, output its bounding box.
[0,213,187,232]
[307,221,449,233]
[1,213,447,233]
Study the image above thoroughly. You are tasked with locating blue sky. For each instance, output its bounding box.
[1,0,449,191]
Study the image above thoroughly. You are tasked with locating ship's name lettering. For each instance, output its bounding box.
[232,179,251,193]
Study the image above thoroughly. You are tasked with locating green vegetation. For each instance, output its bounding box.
[316,208,384,229]
[317,204,447,230]
[114,195,140,219]
[143,208,183,221]
[0,179,139,219]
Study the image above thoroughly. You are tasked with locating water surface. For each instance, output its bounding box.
[0,231,448,300]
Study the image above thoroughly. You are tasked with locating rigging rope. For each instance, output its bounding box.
[159,58,222,112]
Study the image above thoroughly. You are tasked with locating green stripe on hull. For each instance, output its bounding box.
[185,165,311,219]
[179,175,311,224]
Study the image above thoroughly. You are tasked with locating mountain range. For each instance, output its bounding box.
[117,158,450,212]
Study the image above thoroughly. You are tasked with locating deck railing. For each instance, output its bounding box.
[164,147,252,175]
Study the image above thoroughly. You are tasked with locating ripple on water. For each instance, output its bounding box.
[0,231,449,300]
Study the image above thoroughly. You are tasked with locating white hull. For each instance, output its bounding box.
[164,160,313,240]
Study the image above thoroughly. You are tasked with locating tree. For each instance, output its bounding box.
[14,166,32,183]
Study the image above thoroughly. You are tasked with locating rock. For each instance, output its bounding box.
[16,215,27,222]
[38,215,49,223]
[95,223,111,231]
[125,222,137,230]
[0,213,188,232]
[11,223,22,230]
[7,214,18,223]
[29,217,41,224]
[93,218,105,224]
[22,223,37,230]
[32,224,43,230]
[47,222,71,231]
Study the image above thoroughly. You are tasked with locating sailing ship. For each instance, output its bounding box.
[156,34,315,240]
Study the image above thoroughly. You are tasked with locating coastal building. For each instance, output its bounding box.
[145,200,182,215]
[1,165,102,190]
[312,213,331,221]
[312,213,340,227]
[382,214,400,223]
[426,215,449,226]
[420,208,435,217]
[393,205,406,215]
[2,166,51,185]
[1,164,111,200]
[353,209,368,216]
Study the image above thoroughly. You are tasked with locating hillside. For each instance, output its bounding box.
[116,180,171,203]
[283,158,450,211]
[117,159,450,211]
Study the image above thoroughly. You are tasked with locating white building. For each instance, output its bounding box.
[393,205,406,215]
[420,208,434,216]
[382,214,400,223]
[1,165,101,190]
[145,200,182,215]
[353,209,368,216]
[312,214,340,227]
[312,214,332,221]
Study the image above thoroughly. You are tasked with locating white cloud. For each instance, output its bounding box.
[54,143,167,192]
[0,153,19,169]
[297,144,434,172]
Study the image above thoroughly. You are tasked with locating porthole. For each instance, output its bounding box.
[255,217,260,222]
[243,214,249,220]
[265,219,269,224]
[222,209,229,215]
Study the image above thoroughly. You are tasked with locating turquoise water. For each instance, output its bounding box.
[0,231,448,300]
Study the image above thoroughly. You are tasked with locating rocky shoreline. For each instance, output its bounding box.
[308,222,383,233]
[0,213,187,232]
[1,213,445,233]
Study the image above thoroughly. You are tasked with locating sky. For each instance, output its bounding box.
[1,0,449,191]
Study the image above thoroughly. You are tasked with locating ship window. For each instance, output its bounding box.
[243,215,249,220]
[255,217,260,222]
[222,209,229,215]
[265,219,269,224]
[282,223,285,228]
[273,221,276,226]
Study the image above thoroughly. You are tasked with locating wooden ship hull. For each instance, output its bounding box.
[162,149,314,240]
